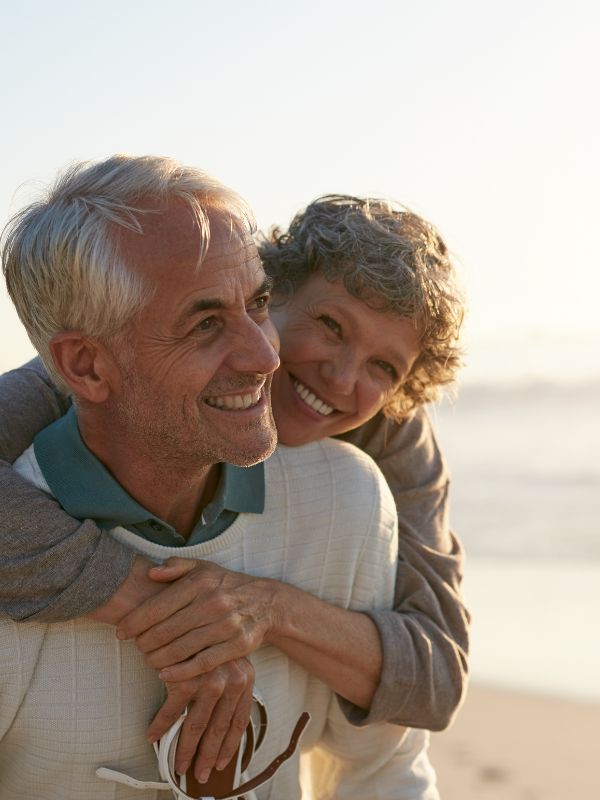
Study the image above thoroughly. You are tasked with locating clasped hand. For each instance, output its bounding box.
[117,558,279,780]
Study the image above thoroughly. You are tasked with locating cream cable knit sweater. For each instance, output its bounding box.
[1,439,438,800]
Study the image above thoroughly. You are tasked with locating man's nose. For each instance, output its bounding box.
[230,316,280,376]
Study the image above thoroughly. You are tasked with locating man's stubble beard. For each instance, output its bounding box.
[112,361,278,472]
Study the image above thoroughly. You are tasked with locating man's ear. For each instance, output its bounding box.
[49,332,120,403]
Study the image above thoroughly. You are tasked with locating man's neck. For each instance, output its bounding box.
[78,414,219,539]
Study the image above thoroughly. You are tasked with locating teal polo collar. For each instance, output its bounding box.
[33,407,265,546]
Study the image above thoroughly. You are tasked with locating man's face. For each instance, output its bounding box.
[110,201,280,470]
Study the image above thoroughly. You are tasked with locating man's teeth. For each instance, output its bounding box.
[206,390,261,410]
[293,380,334,416]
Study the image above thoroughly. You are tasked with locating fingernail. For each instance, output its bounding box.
[197,768,211,783]
[147,734,157,744]
[177,761,190,776]
[151,563,167,570]
[116,629,127,640]
[159,669,172,680]
[216,759,228,771]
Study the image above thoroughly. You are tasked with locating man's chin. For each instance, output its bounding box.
[227,429,278,467]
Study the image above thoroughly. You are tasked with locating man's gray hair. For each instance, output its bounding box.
[1,154,254,388]
[259,195,465,418]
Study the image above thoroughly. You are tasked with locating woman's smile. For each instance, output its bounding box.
[269,274,422,446]
[290,376,335,416]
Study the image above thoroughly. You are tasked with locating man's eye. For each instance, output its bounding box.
[249,294,270,311]
[195,316,217,332]
[319,315,341,335]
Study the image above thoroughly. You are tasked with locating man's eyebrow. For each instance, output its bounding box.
[181,298,225,321]
[178,276,275,325]
[255,276,274,296]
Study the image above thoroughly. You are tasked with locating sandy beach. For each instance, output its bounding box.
[429,684,600,799]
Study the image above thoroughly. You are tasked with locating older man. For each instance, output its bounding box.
[0,156,436,799]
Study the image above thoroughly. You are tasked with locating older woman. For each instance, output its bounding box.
[0,195,468,779]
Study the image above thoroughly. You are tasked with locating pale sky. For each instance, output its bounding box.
[1,0,599,382]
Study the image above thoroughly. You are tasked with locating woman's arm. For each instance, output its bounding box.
[0,359,135,620]
[339,407,470,730]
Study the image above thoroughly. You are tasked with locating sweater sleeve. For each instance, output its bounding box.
[0,359,134,621]
[337,407,470,731]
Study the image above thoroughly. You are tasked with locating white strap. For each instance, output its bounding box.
[96,765,223,799]
[95,766,172,792]
[95,764,248,800]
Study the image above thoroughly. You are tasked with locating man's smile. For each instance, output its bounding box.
[205,386,264,411]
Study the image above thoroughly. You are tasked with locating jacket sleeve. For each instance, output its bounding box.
[337,408,470,731]
[0,358,134,621]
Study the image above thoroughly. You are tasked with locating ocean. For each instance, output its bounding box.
[431,378,600,702]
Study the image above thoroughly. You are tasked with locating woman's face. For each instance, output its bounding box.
[269,273,422,446]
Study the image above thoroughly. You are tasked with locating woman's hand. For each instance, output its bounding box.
[148,657,255,781]
[117,558,281,680]
[117,557,384,711]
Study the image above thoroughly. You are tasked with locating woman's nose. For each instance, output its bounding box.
[319,350,360,396]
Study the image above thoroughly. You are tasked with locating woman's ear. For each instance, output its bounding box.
[49,332,120,403]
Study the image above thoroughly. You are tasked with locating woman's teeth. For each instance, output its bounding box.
[205,389,261,410]
[293,379,334,416]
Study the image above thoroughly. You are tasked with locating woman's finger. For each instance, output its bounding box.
[148,557,199,583]
[117,561,223,640]
[134,603,225,654]
[157,638,249,681]
[116,581,197,640]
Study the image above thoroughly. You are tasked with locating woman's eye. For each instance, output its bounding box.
[319,315,341,335]
[376,360,398,380]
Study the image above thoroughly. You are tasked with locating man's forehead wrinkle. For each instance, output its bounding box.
[117,200,255,282]
[201,240,258,269]
[204,209,256,262]
[118,200,205,277]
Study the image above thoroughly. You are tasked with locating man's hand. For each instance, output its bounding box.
[148,657,255,781]
[90,557,260,779]
[116,558,281,681]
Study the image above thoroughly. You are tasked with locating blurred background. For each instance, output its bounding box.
[1,1,599,797]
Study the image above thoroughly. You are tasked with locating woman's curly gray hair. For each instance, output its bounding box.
[258,195,465,419]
